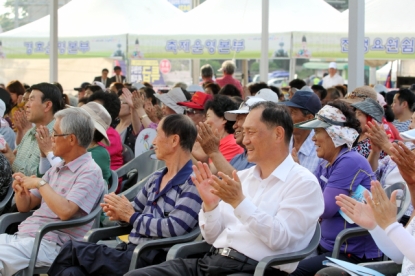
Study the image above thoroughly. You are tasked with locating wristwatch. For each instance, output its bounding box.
[38,179,47,189]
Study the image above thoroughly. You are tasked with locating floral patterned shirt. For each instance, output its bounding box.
[352,137,386,159]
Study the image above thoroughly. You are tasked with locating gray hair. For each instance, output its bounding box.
[221,60,236,75]
[54,108,94,148]
[200,64,213,78]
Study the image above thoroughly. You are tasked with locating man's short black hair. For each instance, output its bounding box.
[218,84,240,97]
[311,84,327,100]
[396,89,415,111]
[87,85,103,93]
[88,91,121,121]
[204,94,239,134]
[114,66,121,71]
[248,82,268,96]
[102,68,109,73]
[162,114,197,152]
[250,101,293,144]
[289,79,306,90]
[30,82,64,114]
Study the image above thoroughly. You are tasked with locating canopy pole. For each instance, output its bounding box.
[49,0,58,82]
[288,33,295,81]
[348,0,365,92]
[192,59,200,85]
[260,0,269,83]
[242,60,248,87]
[369,67,377,85]
[126,35,130,83]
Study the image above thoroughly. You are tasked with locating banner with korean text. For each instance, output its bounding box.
[292,32,415,59]
[127,33,292,59]
[0,35,127,59]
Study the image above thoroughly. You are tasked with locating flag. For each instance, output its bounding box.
[385,62,393,88]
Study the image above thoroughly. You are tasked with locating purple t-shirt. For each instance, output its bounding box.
[315,147,381,259]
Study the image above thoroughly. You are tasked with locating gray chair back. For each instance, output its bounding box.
[0,184,13,215]
[122,144,135,164]
[116,150,165,192]
[108,170,118,194]
[26,189,106,276]
[384,181,411,221]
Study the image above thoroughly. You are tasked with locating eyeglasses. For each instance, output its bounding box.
[52,132,72,138]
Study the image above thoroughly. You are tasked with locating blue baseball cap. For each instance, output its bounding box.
[281,90,321,115]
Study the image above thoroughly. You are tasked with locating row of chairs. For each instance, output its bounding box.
[0,152,409,275]
[0,149,163,275]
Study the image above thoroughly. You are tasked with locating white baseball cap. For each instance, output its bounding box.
[255,88,279,103]
[329,62,337,69]
[224,97,266,121]
[93,81,106,91]
[154,87,187,114]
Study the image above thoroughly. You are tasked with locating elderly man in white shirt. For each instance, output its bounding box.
[322,62,344,89]
[126,102,324,276]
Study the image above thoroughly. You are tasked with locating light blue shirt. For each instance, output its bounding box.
[289,130,321,174]
[230,150,255,171]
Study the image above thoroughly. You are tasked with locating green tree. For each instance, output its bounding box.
[0,0,29,32]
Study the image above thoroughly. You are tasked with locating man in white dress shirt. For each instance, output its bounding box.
[322,62,344,89]
[127,102,324,276]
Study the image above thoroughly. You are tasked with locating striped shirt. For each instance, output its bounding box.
[128,160,202,245]
[12,120,55,176]
[18,152,105,246]
[393,119,411,133]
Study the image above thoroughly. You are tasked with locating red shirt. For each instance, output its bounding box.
[219,134,244,162]
[99,127,124,192]
[216,74,243,96]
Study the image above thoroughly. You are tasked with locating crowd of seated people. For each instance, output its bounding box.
[1,67,415,276]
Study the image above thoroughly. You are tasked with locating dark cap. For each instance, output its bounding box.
[280,90,322,115]
[351,98,384,123]
[74,82,90,91]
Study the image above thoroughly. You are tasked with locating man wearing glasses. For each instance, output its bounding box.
[0,108,105,275]
[178,91,213,126]
[1,83,64,176]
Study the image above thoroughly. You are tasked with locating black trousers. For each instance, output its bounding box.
[47,240,166,276]
[125,253,288,276]
[289,245,382,276]
[316,267,351,276]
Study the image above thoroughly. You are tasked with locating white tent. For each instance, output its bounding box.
[172,0,343,35]
[0,0,183,38]
[0,0,184,90]
[376,61,397,82]
[341,0,415,34]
